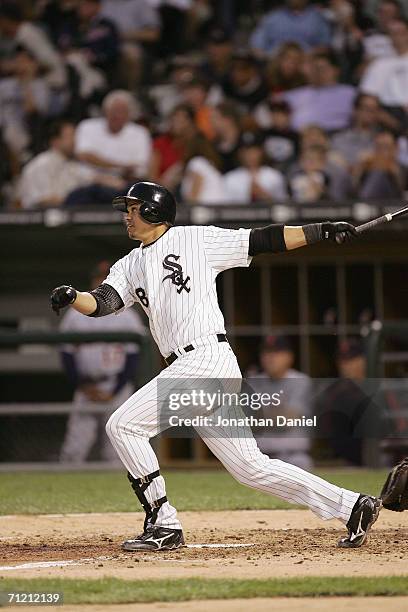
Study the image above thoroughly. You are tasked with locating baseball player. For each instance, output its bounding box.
[50,181,383,551]
[59,261,146,463]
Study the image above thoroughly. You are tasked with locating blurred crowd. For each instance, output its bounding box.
[1,0,408,209]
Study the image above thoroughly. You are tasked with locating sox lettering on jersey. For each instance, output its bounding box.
[162,254,191,294]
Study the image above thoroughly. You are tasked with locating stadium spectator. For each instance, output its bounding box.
[353,130,406,200]
[59,260,145,464]
[180,77,216,140]
[324,0,363,81]
[180,135,227,204]
[75,90,152,180]
[362,0,402,61]
[101,0,160,88]
[54,0,119,86]
[223,131,287,204]
[331,94,380,167]
[221,49,268,116]
[200,26,233,85]
[250,0,331,56]
[157,0,192,57]
[360,18,408,117]
[18,121,125,209]
[259,100,300,172]
[283,51,356,132]
[265,42,306,95]
[210,102,242,173]
[0,1,66,88]
[287,141,352,203]
[0,46,50,166]
[250,335,313,470]
[149,104,197,189]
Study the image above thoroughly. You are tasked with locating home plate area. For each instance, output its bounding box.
[0,510,407,580]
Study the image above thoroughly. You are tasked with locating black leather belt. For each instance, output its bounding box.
[165,334,228,366]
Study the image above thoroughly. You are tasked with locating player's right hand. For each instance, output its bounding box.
[321,222,358,244]
[50,285,77,316]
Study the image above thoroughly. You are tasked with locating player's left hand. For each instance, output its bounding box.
[321,222,358,244]
[50,285,77,316]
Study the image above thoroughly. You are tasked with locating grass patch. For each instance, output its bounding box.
[0,469,387,515]
[0,577,407,603]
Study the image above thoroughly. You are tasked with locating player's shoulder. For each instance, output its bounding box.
[170,225,205,239]
[110,246,142,271]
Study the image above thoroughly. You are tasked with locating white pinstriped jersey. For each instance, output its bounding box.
[104,225,252,357]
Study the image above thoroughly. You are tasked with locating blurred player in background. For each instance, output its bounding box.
[59,260,145,463]
[250,335,313,469]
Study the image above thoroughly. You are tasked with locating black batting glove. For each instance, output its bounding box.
[321,222,358,244]
[50,285,77,316]
[303,222,358,246]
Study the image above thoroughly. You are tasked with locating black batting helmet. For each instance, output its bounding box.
[112,182,177,225]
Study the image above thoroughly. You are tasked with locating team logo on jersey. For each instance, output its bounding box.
[162,254,191,294]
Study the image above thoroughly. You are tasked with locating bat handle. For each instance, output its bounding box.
[356,214,392,234]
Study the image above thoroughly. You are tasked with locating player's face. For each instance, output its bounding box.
[124,202,150,240]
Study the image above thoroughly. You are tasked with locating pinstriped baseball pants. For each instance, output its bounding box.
[106,338,359,530]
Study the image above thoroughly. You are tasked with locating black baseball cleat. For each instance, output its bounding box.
[338,494,382,549]
[122,526,185,551]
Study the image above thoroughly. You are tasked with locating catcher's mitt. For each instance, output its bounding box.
[380,457,408,511]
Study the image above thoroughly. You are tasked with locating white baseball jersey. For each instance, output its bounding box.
[104,226,252,357]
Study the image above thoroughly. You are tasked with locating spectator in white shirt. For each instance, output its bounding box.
[19,121,124,209]
[224,131,287,204]
[360,18,408,112]
[181,135,227,205]
[75,89,152,180]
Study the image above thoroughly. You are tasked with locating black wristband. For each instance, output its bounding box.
[302,223,323,245]
[249,224,286,256]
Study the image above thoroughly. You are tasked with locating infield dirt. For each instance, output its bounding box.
[0,510,407,580]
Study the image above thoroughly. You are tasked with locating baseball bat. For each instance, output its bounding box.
[355,205,408,234]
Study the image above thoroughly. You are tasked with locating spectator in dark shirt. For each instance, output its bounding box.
[260,101,300,172]
[250,0,331,56]
[210,102,242,173]
[353,129,406,199]
[221,50,269,117]
[200,27,233,85]
[56,0,119,84]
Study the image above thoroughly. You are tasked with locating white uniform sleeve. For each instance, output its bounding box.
[103,256,136,311]
[203,226,252,272]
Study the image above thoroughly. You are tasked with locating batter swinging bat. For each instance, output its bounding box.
[355,205,408,234]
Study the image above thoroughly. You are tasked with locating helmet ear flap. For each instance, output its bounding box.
[139,202,162,224]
